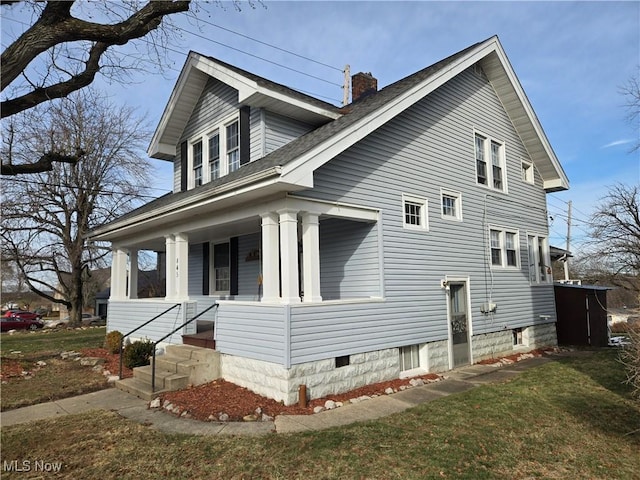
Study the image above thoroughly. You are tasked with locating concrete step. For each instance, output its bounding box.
[165,344,219,362]
[133,365,190,391]
[115,377,167,401]
[153,355,201,376]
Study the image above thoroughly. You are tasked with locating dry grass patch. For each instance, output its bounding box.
[2,349,639,480]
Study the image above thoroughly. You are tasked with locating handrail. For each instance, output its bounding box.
[151,303,219,393]
[119,303,181,379]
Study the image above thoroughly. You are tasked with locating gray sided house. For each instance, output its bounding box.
[89,36,569,405]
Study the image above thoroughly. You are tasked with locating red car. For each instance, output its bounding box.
[1,310,44,332]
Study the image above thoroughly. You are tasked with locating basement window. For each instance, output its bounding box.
[513,328,524,346]
[335,355,350,368]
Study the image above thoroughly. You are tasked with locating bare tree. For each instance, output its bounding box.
[1,89,151,325]
[588,183,640,301]
[1,0,190,175]
[620,70,640,152]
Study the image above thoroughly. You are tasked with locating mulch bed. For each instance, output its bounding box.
[159,373,442,422]
[79,348,133,378]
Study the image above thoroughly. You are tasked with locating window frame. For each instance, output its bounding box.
[186,113,240,190]
[474,131,507,193]
[402,194,429,231]
[488,226,520,269]
[521,160,534,184]
[209,241,231,294]
[527,233,552,284]
[440,189,463,221]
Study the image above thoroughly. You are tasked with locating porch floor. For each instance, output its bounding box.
[182,330,216,350]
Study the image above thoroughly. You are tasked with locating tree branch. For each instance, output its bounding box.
[1,1,190,93]
[1,150,84,175]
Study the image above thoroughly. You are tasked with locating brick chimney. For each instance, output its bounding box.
[351,72,377,102]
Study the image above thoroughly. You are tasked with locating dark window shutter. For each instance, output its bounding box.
[202,243,210,295]
[180,141,188,191]
[230,237,239,296]
[240,106,250,166]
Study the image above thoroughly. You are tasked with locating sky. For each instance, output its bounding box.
[2,1,639,256]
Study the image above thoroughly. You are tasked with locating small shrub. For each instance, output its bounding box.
[123,339,155,369]
[104,330,123,354]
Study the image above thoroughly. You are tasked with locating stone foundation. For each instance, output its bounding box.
[219,322,558,405]
[221,348,400,406]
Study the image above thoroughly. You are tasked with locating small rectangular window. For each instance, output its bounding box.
[402,194,428,230]
[441,190,462,221]
[522,160,534,184]
[513,328,523,346]
[399,345,420,371]
[335,356,350,368]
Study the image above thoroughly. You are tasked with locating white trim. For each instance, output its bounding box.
[440,188,463,221]
[474,129,508,193]
[521,159,535,184]
[402,193,429,231]
[488,226,520,270]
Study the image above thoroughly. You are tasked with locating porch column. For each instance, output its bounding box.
[175,232,189,299]
[261,212,280,302]
[165,235,176,300]
[110,247,128,300]
[128,249,139,299]
[278,208,301,304]
[301,212,322,302]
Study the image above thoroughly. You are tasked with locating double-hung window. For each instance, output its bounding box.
[209,131,220,180]
[489,228,519,268]
[226,121,240,173]
[187,114,240,189]
[192,141,203,187]
[475,133,506,192]
[212,242,230,293]
[527,234,551,283]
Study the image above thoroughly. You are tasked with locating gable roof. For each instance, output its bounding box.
[148,52,343,160]
[90,36,569,242]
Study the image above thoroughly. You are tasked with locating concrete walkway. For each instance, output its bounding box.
[1,356,553,435]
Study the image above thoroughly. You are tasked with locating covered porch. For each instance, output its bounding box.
[104,194,383,351]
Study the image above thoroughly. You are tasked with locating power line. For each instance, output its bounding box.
[186,13,344,73]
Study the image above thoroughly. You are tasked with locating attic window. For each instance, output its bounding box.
[475,132,506,193]
[522,160,534,184]
[402,194,428,231]
[192,141,203,187]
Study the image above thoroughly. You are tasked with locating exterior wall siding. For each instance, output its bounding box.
[107,300,196,345]
[319,218,379,300]
[290,66,556,364]
[264,111,313,155]
[237,232,262,298]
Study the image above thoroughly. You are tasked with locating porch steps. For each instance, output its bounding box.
[115,344,221,401]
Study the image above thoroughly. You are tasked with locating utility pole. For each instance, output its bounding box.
[343,65,350,106]
[564,200,572,281]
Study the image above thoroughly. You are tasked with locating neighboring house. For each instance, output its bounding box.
[88,36,569,405]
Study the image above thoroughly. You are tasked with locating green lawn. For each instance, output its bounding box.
[2,349,639,479]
